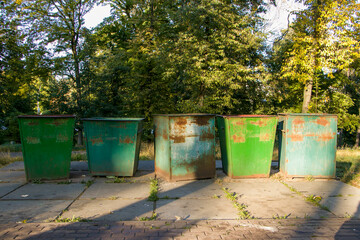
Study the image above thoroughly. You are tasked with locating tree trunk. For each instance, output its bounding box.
[355,125,360,148]
[302,79,313,113]
[77,128,83,146]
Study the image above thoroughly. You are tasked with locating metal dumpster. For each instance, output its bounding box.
[154,114,216,181]
[278,113,337,178]
[18,115,75,181]
[83,118,144,176]
[217,115,278,178]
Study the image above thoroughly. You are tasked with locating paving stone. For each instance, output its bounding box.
[70,161,88,171]
[0,200,71,223]
[2,183,85,200]
[284,180,360,218]
[0,161,24,171]
[62,199,154,221]
[80,182,149,199]
[0,171,26,183]
[0,182,23,198]
[138,161,154,171]
[158,179,223,199]
[156,198,239,220]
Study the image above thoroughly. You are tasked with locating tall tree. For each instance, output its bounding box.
[273,0,359,113]
[25,0,97,144]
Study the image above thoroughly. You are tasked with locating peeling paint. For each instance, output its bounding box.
[314,117,330,126]
[90,137,103,145]
[232,134,245,143]
[26,137,40,144]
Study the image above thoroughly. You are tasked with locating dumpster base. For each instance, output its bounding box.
[224,172,270,179]
[280,171,335,179]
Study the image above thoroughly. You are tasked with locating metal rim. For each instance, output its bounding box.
[218,115,277,118]
[18,115,76,118]
[82,117,144,122]
[278,113,337,117]
[153,113,215,117]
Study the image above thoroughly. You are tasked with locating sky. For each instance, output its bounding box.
[84,4,111,29]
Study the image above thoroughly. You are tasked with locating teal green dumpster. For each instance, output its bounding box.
[18,115,75,181]
[83,118,144,176]
[217,115,278,178]
[278,113,337,178]
[154,114,216,181]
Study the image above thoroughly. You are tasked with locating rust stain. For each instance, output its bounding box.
[91,137,103,145]
[56,134,68,142]
[119,137,134,144]
[235,121,245,125]
[317,133,334,141]
[250,120,267,127]
[314,117,330,126]
[229,173,270,179]
[232,134,245,143]
[171,154,215,181]
[175,118,187,127]
[199,132,214,141]
[162,129,168,139]
[293,118,305,125]
[288,134,303,142]
[26,137,40,144]
[192,117,209,126]
[27,122,38,126]
[169,135,186,143]
[286,159,289,163]
[45,121,63,126]
[259,133,270,141]
[112,124,126,128]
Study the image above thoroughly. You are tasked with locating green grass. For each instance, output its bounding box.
[336,148,360,188]
[0,151,22,168]
[0,143,22,152]
[55,216,91,223]
[148,178,159,201]
[138,212,157,221]
[222,187,252,219]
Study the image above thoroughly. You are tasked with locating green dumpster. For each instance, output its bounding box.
[83,118,144,176]
[278,113,337,178]
[154,114,216,181]
[18,115,75,181]
[217,115,278,178]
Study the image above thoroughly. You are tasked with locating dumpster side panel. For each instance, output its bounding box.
[216,116,231,175]
[284,115,337,178]
[19,117,75,181]
[169,115,216,180]
[229,117,277,177]
[84,120,139,176]
[154,116,171,180]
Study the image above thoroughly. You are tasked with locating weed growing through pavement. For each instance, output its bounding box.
[281,182,331,213]
[222,187,252,219]
[305,175,314,182]
[272,214,291,219]
[81,179,94,188]
[32,179,43,184]
[344,212,353,218]
[139,212,157,221]
[212,194,221,199]
[148,178,159,201]
[109,196,118,200]
[55,216,91,223]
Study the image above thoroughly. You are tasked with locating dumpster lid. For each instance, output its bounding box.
[153,113,215,117]
[18,115,76,118]
[278,113,337,117]
[82,117,144,122]
[218,115,277,118]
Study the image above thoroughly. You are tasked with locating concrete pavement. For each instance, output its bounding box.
[0,160,360,239]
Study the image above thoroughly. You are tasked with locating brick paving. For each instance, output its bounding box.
[1,219,360,240]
